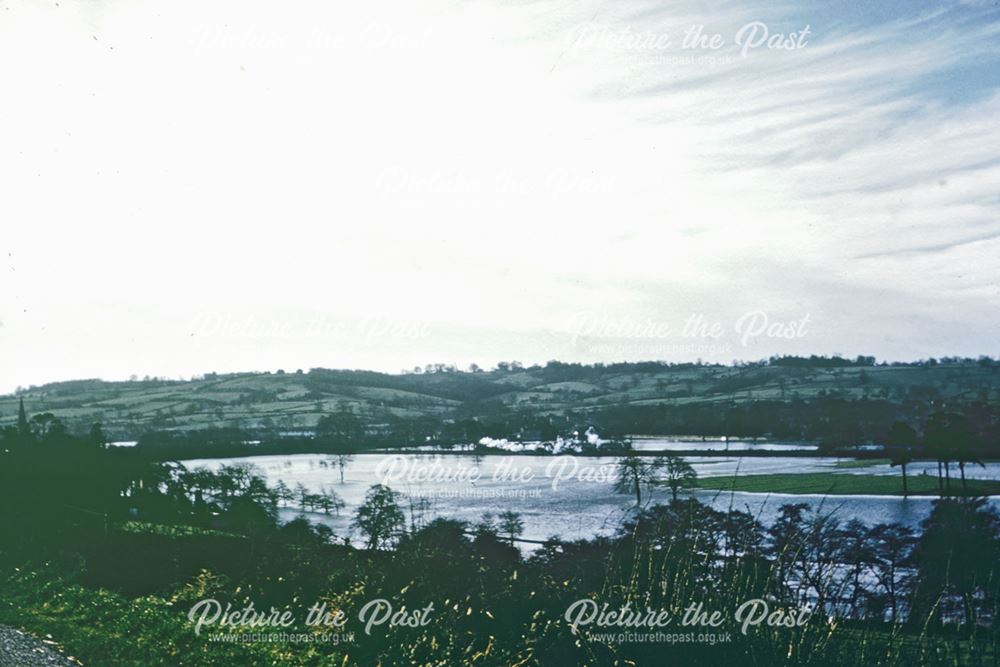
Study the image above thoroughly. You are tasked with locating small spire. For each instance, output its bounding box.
[17,396,29,435]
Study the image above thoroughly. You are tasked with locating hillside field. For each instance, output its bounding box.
[3,358,998,441]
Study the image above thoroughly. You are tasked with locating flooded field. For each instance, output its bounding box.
[183,453,1000,549]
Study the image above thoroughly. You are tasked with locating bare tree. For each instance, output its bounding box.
[662,455,697,502]
[614,455,662,505]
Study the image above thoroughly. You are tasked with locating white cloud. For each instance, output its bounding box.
[1,0,998,391]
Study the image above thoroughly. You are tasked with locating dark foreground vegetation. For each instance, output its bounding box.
[1,412,999,665]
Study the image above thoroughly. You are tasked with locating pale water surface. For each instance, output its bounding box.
[182,453,1000,549]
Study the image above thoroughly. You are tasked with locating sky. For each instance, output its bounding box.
[2,0,1000,393]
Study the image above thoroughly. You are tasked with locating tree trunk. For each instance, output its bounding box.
[901,463,908,498]
[888,568,898,624]
[635,479,641,506]
[852,568,862,619]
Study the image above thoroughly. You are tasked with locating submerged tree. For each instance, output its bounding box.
[886,421,916,498]
[614,455,662,505]
[273,480,295,506]
[332,453,354,484]
[313,487,345,515]
[661,455,697,501]
[924,412,974,494]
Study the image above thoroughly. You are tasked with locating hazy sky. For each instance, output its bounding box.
[2,0,1000,393]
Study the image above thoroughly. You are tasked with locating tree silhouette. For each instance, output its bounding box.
[925,412,956,493]
[29,413,66,441]
[316,404,364,446]
[886,421,916,498]
[613,455,662,505]
[662,455,697,502]
[294,482,310,510]
[497,510,524,546]
[867,523,915,623]
[273,480,294,506]
[313,487,345,515]
[353,484,405,550]
[89,423,108,450]
[332,453,353,484]
[925,412,980,494]
[913,497,1000,626]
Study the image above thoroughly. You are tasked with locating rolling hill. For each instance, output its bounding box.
[3,357,998,442]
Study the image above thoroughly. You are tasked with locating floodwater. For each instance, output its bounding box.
[182,453,1000,549]
[630,437,819,452]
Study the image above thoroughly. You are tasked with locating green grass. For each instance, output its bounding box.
[117,520,235,538]
[833,458,889,469]
[3,360,998,437]
[694,472,1000,496]
[0,566,285,666]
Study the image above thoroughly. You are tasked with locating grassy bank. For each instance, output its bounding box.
[3,534,996,667]
[0,567,282,666]
[694,472,1000,496]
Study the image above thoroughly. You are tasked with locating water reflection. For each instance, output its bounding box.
[183,453,999,550]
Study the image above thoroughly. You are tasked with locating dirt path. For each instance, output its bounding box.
[0,626,78,667]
